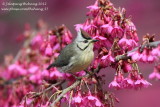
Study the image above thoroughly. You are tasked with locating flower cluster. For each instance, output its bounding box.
[109,70,152,89]
[0,21,73,106]
[75,0,156,90]
[0,0,160,107]
[62,87,117,107]
[128,34,160,63]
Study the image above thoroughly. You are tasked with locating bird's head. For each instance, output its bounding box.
[75,29,98,51]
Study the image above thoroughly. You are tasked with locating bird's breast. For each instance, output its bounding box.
[69,50,94,73]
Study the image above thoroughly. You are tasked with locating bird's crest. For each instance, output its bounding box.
[80,29,92,40]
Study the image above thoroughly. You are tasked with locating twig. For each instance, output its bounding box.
[32,80,65,98]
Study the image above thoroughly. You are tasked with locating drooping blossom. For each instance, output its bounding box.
[149,66,160,80]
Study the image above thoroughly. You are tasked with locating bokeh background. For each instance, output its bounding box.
[0,0,160,107]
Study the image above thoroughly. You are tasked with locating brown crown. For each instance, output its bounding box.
[80,28,92,40]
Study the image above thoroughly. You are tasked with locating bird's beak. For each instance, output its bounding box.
[91,39,99,43]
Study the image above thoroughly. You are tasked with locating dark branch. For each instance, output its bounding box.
[115,41,160,62]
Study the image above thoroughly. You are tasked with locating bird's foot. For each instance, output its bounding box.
[69,73,86,80]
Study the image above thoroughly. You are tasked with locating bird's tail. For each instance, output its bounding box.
[47,64,55,70]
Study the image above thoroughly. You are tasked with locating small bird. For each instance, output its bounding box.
[47,29,98,73]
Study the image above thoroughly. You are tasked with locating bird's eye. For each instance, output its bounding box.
[83,40,88,43]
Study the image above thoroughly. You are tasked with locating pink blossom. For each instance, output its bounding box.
[72,93,83,104]
[109,72,124,89]
[94,16,105,26]
[111,21,124,38]
[149,67,160,80]
[118,37,137,50]
[87,5,99,11]
[41,69,50,77]
[101,24,113,34]
[50,68,63,79]
[123,78,134,88]
[108,80,121,89]
[28,65,39,74]
[29,72,42,84]
[151,46,160,57]
[75,21,96,32]
[31,35,43,49]
[75,24,84,31]
[52,43,60,51]
[8,63,27,76]
[48,35,57,45]
[100,51,114,67]
[75,71,86,77]
[134,79,152,88]
[40,41,47,54]
[122,62,132,73]
[45,43,53,57]
[61,29,72,44]
[92,58,100,69]
[125,20,136,31]
[93,35,106,40]
[83,94,103,107]
[128,51,140,61]
[139,49,158,63]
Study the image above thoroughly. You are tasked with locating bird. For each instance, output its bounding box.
[47,29,98,73]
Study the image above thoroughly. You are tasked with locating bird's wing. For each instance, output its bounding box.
[52,43,76,67]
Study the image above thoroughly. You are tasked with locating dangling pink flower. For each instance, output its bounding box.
[49,35,57,45]
[134,79,152,88]
[52,43,60,52]
[75,71,86,77]
[28,65,39,74]
[40,41,47,54]
[108,80,121,89]
[109,72,124,89]
[50,68,63,79]
[100,51,114,67]
[87,4,99,11]
[31,35,43,49]
[123,78,134,88]
[92,57,100,69]
[149,67,160,80]
[41,69,50,78]
[94,16,105,26]
[72,92,83,104]
[111,21,124,38]
[132,31,139,42]
[151,46,160,57]
[83,93,103,107]
[75,24,84,31]
[29,71,42,84]
[122,62,132,73]
[125,20,136,32]
[134,74,152,88]
[45,43,53,57]
[62,30,73,44]
[101,23,113,34]
[139,49,158,63]
[93,35,106,41]
[8,63,27,76]
[118,34,137,50]
[128,50,140,61]
[86,0,99,16]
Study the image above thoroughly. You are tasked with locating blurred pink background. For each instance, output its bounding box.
[0,0,160,107]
